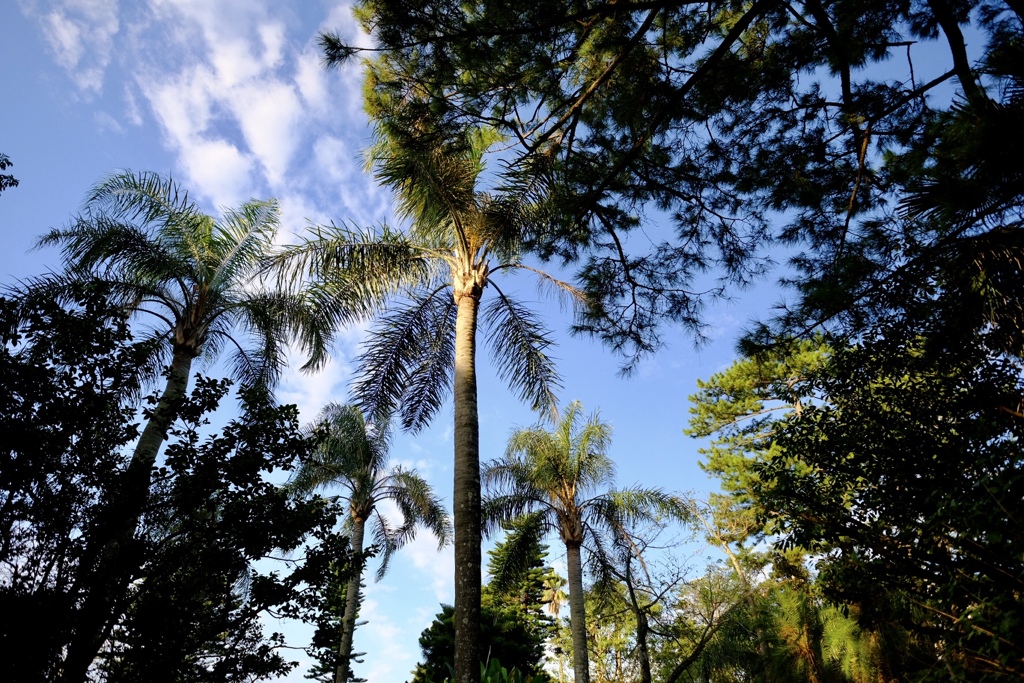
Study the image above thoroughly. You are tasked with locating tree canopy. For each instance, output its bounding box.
[327,0,1024,363]
[0,285,351,682]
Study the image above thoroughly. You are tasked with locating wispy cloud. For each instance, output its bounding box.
[27,0,120,94]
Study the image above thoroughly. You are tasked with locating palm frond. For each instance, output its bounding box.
[210,199,280,288]
[288,403,379,499]
[481,285,560,418]
[85,170,196,228]
[37,215,190,291]
[398,294,458,431]
[370,510,400,579]
[387,467,453,550]
[370,126,487,249]
[481,494,547,537]
[273,221,433,289]
[352,285,456,430]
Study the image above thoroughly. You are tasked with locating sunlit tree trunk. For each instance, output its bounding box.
[337,517,366,683]
[61,347,194,682]
[452,280,482,683]
[565,541,590,683]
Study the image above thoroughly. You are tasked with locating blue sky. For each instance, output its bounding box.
[1,2,787,681]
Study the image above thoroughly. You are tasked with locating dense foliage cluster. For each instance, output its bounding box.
[0,286,351,682]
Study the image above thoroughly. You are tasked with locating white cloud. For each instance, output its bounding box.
[402,531,455,604]
[179,138,255,208]
[278,353,353,423]
[31,0,120,93]
[230,80,304,185]
[295,49,330,114]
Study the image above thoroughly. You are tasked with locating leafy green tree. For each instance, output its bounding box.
[410,518,562,683]
[483,401,684,683]
[657,561,906,683]
[275,126,578,683]
[289,403,451,683]
[0,285,150,681]
[485,514,559,645]
[97,382,352,683]
[32,171,327,681]
[409,601,551,683]
[0,286,350,682]
[689,331,1024,680]
[686,336,831,548]
[762,334,1024,681]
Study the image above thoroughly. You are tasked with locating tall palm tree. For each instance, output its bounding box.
[274,128,579,683]
[34,171,329,682]
[483,401,685,683]
[288,403,451,683]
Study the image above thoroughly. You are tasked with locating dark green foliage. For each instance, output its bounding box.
[0,286,352,682]
[762,333,1024,681]
[690,328,1024,680]
[99,384,353,683]
[335,0,1018,366]
[0,152,19,195]
[0,284,148,681]
[408,520,557,683]
[485,515,557,643]
[408,603,550,683]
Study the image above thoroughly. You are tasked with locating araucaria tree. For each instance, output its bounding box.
[275,126,577,683]
[34,171,326,681]
[288,403,451,683]
[483,401,684,683]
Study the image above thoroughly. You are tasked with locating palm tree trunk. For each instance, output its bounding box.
[336,517,366,683]
[565,541,590,683]
[60,347,193,682]
[452,287,482,683]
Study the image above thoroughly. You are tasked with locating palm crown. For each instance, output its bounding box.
[272,126,580,683]
[289,402,450,683]
[290,403,451,578]
[32,171,328,682]
[38,170,326,386]
[483,400,685,683]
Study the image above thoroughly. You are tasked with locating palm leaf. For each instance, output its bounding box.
[352,286,456,430]
[481,284,561,417]
[85,170,195,228]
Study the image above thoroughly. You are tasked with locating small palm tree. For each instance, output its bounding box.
[483,401,685,683]
[289,403,451,683]
[35,171,328,681]
[274,126,579,683]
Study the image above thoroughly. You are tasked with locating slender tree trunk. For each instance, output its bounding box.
[565,541,590,683]
[336,517,366,683]
[452,286,482,683]
[60,347,194,682]
[623,559,652,683]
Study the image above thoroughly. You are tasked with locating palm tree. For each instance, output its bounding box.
[274,127,578,683]
[34,171,329,682]
[483,401,685,683]
[288,403,451,683]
